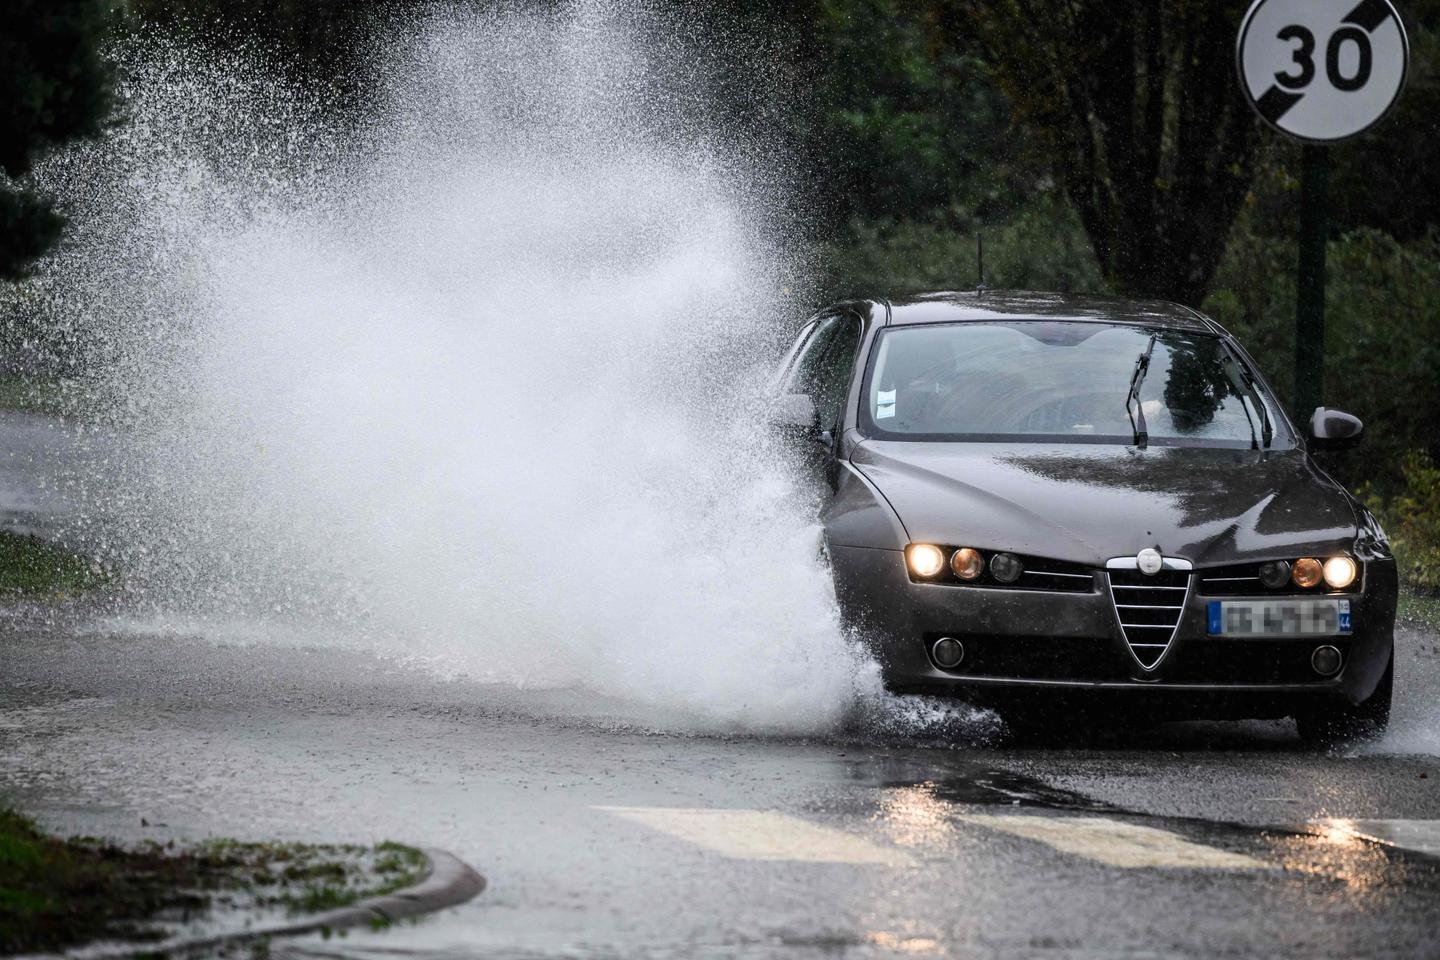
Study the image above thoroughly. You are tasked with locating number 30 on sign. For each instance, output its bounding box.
[1237,0,1409,142]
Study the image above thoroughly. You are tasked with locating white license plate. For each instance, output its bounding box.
[1206,599,1352,637]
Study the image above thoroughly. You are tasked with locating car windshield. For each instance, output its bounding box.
[861,321,1285,448]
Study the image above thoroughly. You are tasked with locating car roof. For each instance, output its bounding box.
[875,290,1219,334]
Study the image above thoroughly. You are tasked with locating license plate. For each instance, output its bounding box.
[1206,599,1351,637]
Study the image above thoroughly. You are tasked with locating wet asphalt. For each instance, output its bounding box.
[3,411,1440,958]
[3,617,1440,960]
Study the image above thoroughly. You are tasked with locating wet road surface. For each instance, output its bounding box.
[3,414,1440,958]
[3,616,1440,959]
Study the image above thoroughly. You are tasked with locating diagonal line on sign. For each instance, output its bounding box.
[1256,85,1305,123]
[1344,0,1394,32]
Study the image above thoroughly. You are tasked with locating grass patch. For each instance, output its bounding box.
[0,807,209,953]
[0,808,427,954]
[0,530,106,595]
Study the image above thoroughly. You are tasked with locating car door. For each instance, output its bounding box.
[780,311,862,491]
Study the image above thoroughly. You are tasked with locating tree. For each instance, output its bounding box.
[0,0,117,281]
[961,0,1262,305]
[801,0,1026,227]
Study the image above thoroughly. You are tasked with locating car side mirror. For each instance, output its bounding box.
[1308,407,1364,451]
[771,393,818,431]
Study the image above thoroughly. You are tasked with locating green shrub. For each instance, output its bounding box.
[0,531,104,594]
[1366,450,1440,594]
[1205,226,1440,495]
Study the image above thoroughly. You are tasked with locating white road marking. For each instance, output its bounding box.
[595,806,911,865]
[1312,818,1440,857]
[961,814,1272,870]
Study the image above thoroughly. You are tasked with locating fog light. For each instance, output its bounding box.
[1323,555,1357,589]
[1259,560,1291,589]
[906,543,946,578]
[1311,644,1343,677]
[932,637,965,669]
[951,547,984,581]
[1292,557,1323,589]
[990,552,1024,583]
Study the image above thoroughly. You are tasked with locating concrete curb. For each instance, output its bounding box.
[38,847,485,959]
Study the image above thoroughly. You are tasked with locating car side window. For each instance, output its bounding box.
[784,315,842,399]
[773,318,819,389]
[814,315,862,430]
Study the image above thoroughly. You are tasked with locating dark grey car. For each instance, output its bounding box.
[774,291,1395,742]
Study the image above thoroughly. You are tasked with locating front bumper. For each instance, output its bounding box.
[829,544,1397,718]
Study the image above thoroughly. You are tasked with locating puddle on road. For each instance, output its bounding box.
[830,752,1440,889]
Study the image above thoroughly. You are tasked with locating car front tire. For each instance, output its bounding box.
[1295,653,1392,748]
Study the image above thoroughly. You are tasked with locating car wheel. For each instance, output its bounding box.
[1295,653,1392,748]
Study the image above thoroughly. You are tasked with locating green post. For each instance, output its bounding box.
[1294,144,1330,423]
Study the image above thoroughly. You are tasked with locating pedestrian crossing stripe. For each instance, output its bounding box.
[594,807,912,865]
[959,815,1272,869]
[595,806,1275,870]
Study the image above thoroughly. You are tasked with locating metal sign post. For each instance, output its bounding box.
[1296,145,1329,419]
[1237,0,1408,421]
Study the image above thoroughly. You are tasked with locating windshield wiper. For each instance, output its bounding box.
[1126,333,1157,448]
[1221,346,1274,449]
[1242,368,1274,449]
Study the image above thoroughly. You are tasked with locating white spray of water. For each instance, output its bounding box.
[23,4,919,734]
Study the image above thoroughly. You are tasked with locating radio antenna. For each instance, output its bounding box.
[975,234,988,293]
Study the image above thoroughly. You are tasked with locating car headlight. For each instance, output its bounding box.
[1291,557,1323,588]
[1258,560,1291,589]
[989,552,1024,583]
[1323,555,1358,589]
[906,543,947,578]
[950,547,984,581]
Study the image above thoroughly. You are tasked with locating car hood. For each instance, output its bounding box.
[851,440,1358,567]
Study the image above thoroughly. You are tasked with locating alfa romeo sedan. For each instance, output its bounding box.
[773,292,1395,743]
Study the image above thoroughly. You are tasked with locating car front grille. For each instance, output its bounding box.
[1016,557,1096,593]
[1108,568,1191,669]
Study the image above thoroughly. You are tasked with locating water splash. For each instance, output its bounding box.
[24,3,900,735]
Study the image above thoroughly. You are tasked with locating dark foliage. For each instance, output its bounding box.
[127,0,398,97]
[0,0,117,280]
[961,0,1263,306]
[796,0,1038,228]
[0,189,63,281]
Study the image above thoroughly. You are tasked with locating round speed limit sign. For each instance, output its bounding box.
[1238,0,1409,142]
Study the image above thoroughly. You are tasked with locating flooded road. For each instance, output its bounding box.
[3,616,1440,959]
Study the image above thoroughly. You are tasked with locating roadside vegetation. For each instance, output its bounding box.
[0,530,105,595]
[1365,452,1440,594]
[0,807,427,955]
